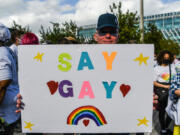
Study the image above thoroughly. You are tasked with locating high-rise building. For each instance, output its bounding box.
[78,11,180,44]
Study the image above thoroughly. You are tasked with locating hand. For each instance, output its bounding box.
[153,93,158,110]
[15,93,25,113]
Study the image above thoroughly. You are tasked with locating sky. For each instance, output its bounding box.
[0,0,180,35]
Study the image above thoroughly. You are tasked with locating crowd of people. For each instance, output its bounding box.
[0,12,179,135]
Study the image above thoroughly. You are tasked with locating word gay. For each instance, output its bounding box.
[58,51,117,72]
[47,80,131,98]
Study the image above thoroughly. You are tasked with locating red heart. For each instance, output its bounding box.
[47,81,58,95]
[120,84,131,97]
[83,119,89,127]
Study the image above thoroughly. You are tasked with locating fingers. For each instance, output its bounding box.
[17,93,22,99]
[15,109,21,113]
[16,93,25,113]
[153,98,158,104]
[153,94,158,100]
[153,94,158,110]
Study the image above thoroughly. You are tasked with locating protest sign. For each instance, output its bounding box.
[19,44,153,133]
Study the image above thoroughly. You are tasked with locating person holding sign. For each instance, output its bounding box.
[93,13,158,135]
[16,13,158,135]
[93,13,119,44]
[0,23,20,135]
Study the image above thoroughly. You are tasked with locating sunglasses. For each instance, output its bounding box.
[98,29,118,36]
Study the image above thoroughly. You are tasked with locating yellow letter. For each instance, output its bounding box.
[102,52,117,70]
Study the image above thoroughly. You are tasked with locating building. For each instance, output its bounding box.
[144,11,180,44]
[78,24,96,42]
[78,11,180,44]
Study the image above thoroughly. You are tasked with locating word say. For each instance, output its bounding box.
[58,51,117,72]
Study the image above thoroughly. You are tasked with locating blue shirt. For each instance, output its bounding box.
[0,46,20,124]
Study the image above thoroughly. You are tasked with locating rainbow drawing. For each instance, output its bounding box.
[67,105,107,126]
[162,73,170,81]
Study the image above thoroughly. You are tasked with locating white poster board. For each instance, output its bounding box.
[19,44,154,133]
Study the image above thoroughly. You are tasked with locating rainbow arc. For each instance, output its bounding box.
[67,105,107,126]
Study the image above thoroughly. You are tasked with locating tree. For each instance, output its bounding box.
[39,22,64,44]
[8,21,31,46]
[10,21,31,33]
[39,21,85,44]
[109,2,179,55]
[109,2,140,43]
[144,23,180,55]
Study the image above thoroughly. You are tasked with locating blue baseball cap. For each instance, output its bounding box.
[97,13,119,30]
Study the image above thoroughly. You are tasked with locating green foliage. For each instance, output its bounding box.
[109,2,140,43]
[39,21,85,44]
[8,21,31,45]
[109,2,179,55]
[159,40,180,55]
[86,37,96,44]
[61,20,77,38]
[39,22,64,44]
[10,21,31,33]
[144,23,180,55]
[144,23,164,53]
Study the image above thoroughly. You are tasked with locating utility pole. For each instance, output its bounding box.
[140,0,144,43]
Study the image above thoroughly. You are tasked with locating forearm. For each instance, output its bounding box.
[154,81,170,89]
[174,89,180,97]
[0,87,6,104]
[0,79,12,104]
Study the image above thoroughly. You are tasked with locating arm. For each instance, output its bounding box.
[0,79,12,104]
[174,89,180,97]
[154,81,170,89]
[153,67,170,89]
[169,74,179,101]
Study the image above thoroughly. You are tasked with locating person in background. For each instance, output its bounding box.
[9,29,25,57]
[168,70,180,135]
[0,23,20,135]
[173,54,180,73]
[173,55,179,65]
[154,50,176,135]
[59,36,79,44]
[21,32,39,45]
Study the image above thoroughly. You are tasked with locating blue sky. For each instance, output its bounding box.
[24,0,180,5]
[61,0,78,6]
[162,0,179,3]
[24,0,79,6]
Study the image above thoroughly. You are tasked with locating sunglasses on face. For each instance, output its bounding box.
[98,29,118,36]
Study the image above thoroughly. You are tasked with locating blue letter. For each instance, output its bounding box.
[103,81,117,98]
[78,52,94,70]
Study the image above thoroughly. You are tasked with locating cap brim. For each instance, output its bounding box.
[97,24,119,30]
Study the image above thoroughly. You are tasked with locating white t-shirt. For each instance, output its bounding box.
[154,60,158,67]
[154,64,176,83]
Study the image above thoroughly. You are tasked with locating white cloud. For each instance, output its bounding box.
[0,0,180,35]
